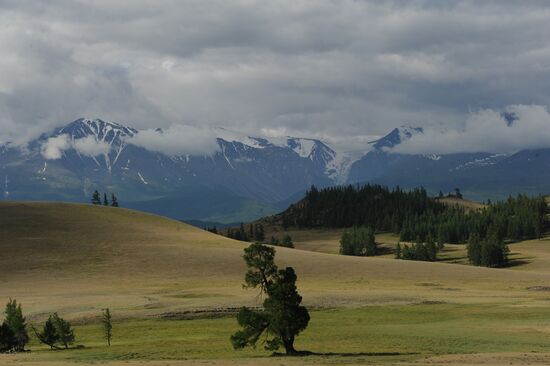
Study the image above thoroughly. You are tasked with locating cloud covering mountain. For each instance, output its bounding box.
[2,1,550,154]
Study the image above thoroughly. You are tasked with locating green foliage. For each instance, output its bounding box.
[281,185,547,253]
[226,223,250,242]
[103,193,109,206]
[340,226,377,256]
[468,232,509,267]
[36,313,75,350]
[4,299,28,352]
[102,308,113,346]
[0,322,16,353]
[35,316,60,350]
[269,235,294,248]
[91,190,101,205]
[399,235,440,262]
[281,235,294,248]
[110,194,119,207]
[231,243,310,355]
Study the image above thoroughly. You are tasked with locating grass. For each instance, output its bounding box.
[4,202,550,365]
[8,303,550,365]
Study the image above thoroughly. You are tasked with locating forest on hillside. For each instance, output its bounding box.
[280,185,548,245]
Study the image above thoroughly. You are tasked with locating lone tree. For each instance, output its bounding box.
[4,299,29,352]
[102,308,113,346]
[231,243,310,355]
[91,190,101,205]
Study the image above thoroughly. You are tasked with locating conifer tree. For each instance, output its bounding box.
[110,193,119,207]
[4,299,28,352]
[282,235,294,248]
[231,244,309,355]
[52,313,74,349]
[0,323,16,352]
[34,316,60,350]
[103,193,109,206]
[91,190,101,205]
[102,308,112,346]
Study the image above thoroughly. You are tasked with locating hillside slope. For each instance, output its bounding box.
[2,202,550,320]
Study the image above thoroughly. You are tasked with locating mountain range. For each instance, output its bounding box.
[1,118,549,223]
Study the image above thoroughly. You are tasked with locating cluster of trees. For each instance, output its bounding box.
[0,299,113,353]
[34,313,75,350]
[0,299,28,353]
[280,185,547,267]
[281,184,447,230]
[91,191,119,207]
[399,194,547,245]
[396,235,443,262]
[226,223,265,242]
[231,243,309,355]
[467,233,509,268]
[340,227,376,256]
[270,235,294,248]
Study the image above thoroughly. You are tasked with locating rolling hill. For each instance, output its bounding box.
[2,202,550,322]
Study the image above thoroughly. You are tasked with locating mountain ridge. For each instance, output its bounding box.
[2,118,550,222]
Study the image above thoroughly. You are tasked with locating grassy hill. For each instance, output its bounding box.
[3,202,550,365]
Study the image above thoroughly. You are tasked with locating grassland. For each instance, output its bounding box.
[3,202,550,365]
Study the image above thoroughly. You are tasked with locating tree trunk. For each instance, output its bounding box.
[283,336,296,355]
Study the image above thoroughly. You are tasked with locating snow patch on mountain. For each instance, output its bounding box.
[451,154,509,171]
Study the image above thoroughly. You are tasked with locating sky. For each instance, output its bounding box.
[2,0,550,155]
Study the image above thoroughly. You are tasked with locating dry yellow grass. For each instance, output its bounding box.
[1,201,550,322]
[435,196,487,211]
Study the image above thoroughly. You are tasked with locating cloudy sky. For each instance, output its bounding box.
[1,0,550,154]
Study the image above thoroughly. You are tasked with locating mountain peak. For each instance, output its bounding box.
[370,125,423,150]
[57,118,137,144]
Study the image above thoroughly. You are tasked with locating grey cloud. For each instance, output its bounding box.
[1,1,550,154]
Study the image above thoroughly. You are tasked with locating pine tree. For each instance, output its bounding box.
[103,193,109,206]
[231,244,309,355]
[395,242,402,259]
[4,299,28,352]
[91,190,101,205]
[102,308,112,346]
[0,323,16,352]
[110,193,119,207]
[52,313,74,349]
[34,315,60,350]
[282,235,294,248]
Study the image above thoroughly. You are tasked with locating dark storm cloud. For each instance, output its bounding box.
[1,0,550,154]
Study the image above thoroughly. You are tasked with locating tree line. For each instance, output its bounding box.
[286,185,547,267]
[0,299,113,353]
[91,190,119,207]
[224,223,294,248]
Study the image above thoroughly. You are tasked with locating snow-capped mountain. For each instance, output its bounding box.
[0,118,357,222]
[2,118,550,222]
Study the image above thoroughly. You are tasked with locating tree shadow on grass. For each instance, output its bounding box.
[272,351,418,357]
[506,259,531,268]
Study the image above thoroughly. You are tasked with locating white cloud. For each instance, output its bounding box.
[392,105,550,155]
[41,134,71,160]
[73,135,111,157]
[128,124,219,156]
[41,134,111,159]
